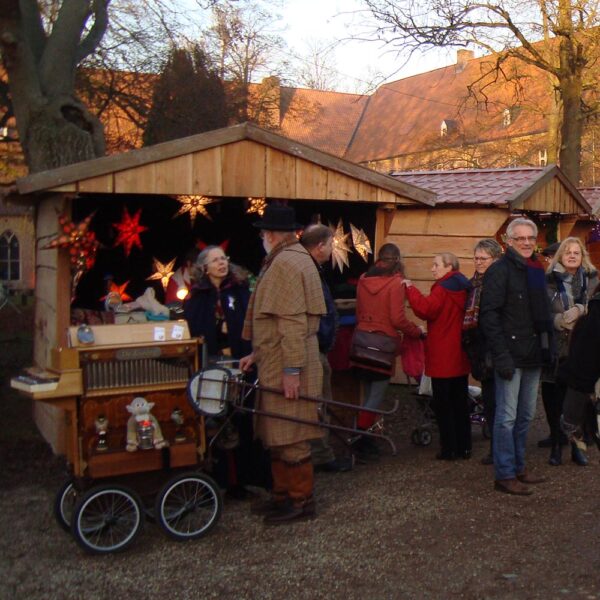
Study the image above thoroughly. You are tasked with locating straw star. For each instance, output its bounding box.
[174,195,219,225]
[147,257,177,290]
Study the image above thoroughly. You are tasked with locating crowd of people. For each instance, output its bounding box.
[180,206,600,522]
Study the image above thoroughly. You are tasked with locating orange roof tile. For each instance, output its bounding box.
[278,87,368,156]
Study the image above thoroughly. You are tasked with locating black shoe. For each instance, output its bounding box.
[436,451,456,461]
[549,444,562,466]
[263,501,316,525]
[314,456,354,473]
[250,497,290,516]
[571,442,589,466]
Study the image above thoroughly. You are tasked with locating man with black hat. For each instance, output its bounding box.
[239,203,326,524]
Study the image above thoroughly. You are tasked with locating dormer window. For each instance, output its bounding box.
[539,149,548,167]
[503,108,511,127]
[440,119,457,138]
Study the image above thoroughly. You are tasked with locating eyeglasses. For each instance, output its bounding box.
[511,236,537,244]
[473,256,492,263]
[207,255,229,265]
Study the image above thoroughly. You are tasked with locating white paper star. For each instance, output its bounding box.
[350,223,372,262]
[329,219,352,272]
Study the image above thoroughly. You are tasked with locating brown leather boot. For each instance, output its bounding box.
[251,459,288,516]
[494,478,533,496]
[264,460,316,525]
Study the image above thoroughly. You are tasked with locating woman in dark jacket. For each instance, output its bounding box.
[405,253,472,460]
[351,243,422,461]
[184,246,269,496]
[462,239,503,464]
[542,237,598,466]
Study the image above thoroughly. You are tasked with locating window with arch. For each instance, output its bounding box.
[0,230,20,281]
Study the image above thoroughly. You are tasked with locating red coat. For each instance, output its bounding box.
[406,271,471,378]
[355,272,422,341]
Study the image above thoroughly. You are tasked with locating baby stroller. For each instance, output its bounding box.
[410,376,489,446]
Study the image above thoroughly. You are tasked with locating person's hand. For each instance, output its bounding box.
[282,372,300,399]
[563,304,584,324]
[403,279,413,288]
[238,352,255,372]
[498,367,515,381]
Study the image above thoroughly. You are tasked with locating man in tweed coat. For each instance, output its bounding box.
[240,204,326,524]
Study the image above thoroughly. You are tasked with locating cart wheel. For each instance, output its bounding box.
[419,429,433,446]
[71,484,143,554]
[155,472,222,541]
[53,479,78,532]
[411,429,421,446]
[482,421,491,440]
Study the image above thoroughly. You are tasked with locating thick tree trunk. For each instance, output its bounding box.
[24,95,105,173]
[557,73,583,184]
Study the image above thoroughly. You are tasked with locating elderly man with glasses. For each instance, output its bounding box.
[479,218,553,495]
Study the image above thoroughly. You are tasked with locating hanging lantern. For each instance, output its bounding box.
[246,197,267,217]
[147,257,177,291]
[113,208,148,256]
[329,218,352,272]
[173,195,219,225]
[350,223,372,262]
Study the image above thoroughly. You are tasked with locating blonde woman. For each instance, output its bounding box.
[542,237,598,466]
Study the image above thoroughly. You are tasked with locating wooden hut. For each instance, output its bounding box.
[11,122,435,452]
[389,165,594,289]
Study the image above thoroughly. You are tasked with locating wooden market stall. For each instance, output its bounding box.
[389,165,594,290]
[11,122,436,455]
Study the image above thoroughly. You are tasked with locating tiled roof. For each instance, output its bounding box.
[345,54,549,163]
[279,87,368,157]
[390,166,551,205]
[579,188,600,215]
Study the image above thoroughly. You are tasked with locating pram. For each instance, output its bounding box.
[410,375,490,446]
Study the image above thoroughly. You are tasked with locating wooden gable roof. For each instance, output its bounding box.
[16,123,435,207]
[390,165,592,215]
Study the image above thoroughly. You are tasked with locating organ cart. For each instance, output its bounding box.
[12,321,221,554]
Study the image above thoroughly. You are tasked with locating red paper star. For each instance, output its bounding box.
[100,281,133,303]
[113,208,148,256]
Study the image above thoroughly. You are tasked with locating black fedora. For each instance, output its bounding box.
[253,203,302,231]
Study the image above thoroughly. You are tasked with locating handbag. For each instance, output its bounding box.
[399,336,425,379]
[349,329,397,370]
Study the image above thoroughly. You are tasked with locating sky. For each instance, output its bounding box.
[278,0,455,92]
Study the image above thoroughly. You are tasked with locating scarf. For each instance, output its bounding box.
[241,237,298,341]
[552,265,587,311]
[463,271,484,330]
[525,255,554,359]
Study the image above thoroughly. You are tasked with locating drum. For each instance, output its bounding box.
[187,367,243,417]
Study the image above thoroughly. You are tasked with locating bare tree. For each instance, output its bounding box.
[359,0,600,183]
[295,38,340,91]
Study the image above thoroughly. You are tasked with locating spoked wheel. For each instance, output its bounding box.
[155,472,222,541]
[71,484,144,554]
[419,429,433,446]
[53,479,79,532]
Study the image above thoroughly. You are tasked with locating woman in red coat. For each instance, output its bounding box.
[405,253,472,460]
[352,243,423,461]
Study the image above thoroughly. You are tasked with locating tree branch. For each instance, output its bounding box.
[76,0,111,63]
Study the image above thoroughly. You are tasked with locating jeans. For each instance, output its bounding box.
[493,367,541,480]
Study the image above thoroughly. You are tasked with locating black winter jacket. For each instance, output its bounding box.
[558,292,600,393]
[479,247,545,370]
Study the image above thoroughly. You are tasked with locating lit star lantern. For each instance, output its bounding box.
[113,208,148,256]
[174,195,219,225]
[100,281,133,304]
[246,197,267,217]
[147,257,176,291]
[350,223,372,262]
[329,219,352,272]
[44,212,100,301]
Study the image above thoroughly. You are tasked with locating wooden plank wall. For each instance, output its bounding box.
[51,140,417,205]
[383,206,508,291]
[525,178,581,214]
[34,193,72,454]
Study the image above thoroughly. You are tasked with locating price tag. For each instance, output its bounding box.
[171,324,184,340]
[154,327,166,341]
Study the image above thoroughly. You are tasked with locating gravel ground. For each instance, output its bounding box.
[2,312,600,599]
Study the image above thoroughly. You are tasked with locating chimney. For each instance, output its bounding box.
[456,49,475,67]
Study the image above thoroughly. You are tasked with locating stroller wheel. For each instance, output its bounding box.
[419,429,433,446]
[411,429,421,446]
